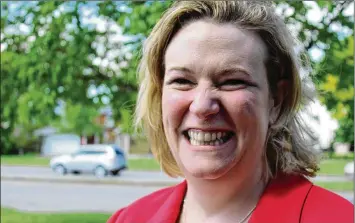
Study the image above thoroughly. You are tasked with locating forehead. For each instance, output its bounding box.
[164,20,268,75]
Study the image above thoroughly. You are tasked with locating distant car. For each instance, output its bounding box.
[344,161,354,178]
[50,144,127,178]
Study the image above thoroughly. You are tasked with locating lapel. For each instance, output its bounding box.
[249,174,313,223]
[146,174,313,223]
[148,180,187,223]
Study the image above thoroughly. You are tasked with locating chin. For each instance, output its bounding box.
[182,157,237,180]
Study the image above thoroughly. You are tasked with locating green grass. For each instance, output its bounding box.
[1,153,353,174]
[1,154,50,166]
[1,207,110,223]
[315,181,354,191]
[323,152,354,160]
[130,138,150,154]
[128,158,160,171]
[318,159,351,175]
[1,154,160,171]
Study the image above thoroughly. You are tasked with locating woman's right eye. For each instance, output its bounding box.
[168,78,194,85]
[165,78,195,90]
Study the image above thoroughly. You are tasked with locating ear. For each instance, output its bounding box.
[269,80,289,125]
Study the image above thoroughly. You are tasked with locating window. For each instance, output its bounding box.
[77,150,106,155]
[113,146,124,156]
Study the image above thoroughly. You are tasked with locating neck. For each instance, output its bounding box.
[183,163,266,222]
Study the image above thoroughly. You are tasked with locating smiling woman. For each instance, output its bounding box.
[108,1,354,223]
[162,21,272,181]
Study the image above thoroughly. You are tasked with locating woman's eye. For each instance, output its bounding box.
[218,79,254,90]
[220,79,247,86]
[170,78,194,85]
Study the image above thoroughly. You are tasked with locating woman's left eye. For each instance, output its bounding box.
[220,79,247,86]
[171,78,194,85]
[218,79,255,90]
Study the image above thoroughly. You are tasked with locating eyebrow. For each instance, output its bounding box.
[165,66,192,75]
[214,67,251,78]
[165,66,251,78]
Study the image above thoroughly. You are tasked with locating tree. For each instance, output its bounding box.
[1,1,353,154]
[315,36,354,144]
[112,1,354,144]
[284,1,354,145]
[1,1,138,153]
[53,101,103,137]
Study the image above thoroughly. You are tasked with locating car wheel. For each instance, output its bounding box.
[111,170,120,176]
[94,166,107,178]
[53,164,67,175]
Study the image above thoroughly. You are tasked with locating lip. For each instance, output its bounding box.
[182,133,237,152]
[182,127,234,133]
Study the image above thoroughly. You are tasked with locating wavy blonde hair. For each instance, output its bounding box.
[135,1,320,179]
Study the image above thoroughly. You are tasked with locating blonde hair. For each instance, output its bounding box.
[135,1,320,179]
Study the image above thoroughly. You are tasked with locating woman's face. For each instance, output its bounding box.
[162,20,277,179]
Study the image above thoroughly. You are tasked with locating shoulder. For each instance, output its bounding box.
[250,173,353,223]
[301,184,354,223]
[107,181,186,223]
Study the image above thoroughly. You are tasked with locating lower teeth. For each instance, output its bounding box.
[190,139,225,146]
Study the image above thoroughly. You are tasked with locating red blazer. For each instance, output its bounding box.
[108,174,354,223]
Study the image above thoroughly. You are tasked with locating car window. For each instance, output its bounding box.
[76,150,105,155]
[90,151,106,155]
[113,146,124,156]
[77,150,90,155]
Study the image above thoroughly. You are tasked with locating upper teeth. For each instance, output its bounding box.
[188,130,227,142]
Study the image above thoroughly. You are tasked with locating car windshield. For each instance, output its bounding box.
[113,146,124,156]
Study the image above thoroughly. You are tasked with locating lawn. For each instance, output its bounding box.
[127,158,160,170]
[1,154,160,171]
[1,154,352,175]
[1,154,50,166]
[1,207,110,223]
[317,159,351,175]
[314,181,354,191]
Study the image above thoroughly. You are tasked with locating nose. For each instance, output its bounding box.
[190,87,220,119]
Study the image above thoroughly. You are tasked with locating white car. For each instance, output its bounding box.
[344,161,354,178]
[50,144,127,177]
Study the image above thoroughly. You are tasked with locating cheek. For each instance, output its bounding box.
[226,92,269,127]
[162,89,191,131]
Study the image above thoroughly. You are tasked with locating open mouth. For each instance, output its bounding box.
[183,129,234,146]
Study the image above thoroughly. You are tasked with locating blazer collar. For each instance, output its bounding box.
[148,180,187,223]
[148,174,312,223]
[249,174,313,223]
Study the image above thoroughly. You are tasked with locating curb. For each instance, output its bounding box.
[2,176,353,194]
[1,176,180,187]
[1,164,159,172]
[1,165,351,178]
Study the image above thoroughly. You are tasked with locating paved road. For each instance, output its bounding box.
[1,166,352,185]
[1,180,162,213]
[1,179,353,213]
[1,165,183,185]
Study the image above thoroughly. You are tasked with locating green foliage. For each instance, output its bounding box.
[315,36,354,143]
[1,1,138,153]
[98,1,172,133]
[279,1,354,144]
[111,1,354,145]
[1,1,353,155]
[53,101,103,137]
